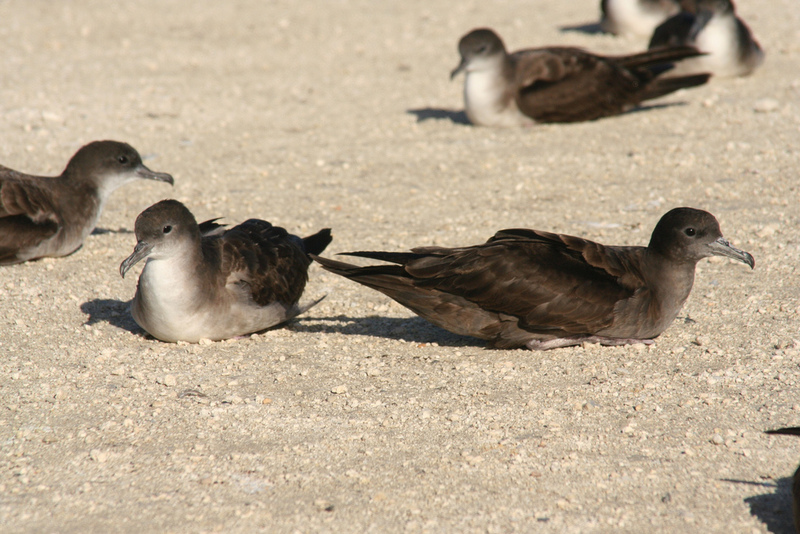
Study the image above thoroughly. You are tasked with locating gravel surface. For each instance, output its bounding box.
[1,0,799,532]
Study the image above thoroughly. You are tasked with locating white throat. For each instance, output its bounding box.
[462,56,533,127]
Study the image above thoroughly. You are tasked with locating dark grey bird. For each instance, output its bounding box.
[649,0,763,77]
[765,427,800,533]
[0,140,173,265]
[601,0,687,37]
[450,28,711,126]
[120,199,332,343]
[313,208,753,350]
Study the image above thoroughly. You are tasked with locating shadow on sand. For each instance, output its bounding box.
[559,22,605,35]
[406,108,470,125]
[292,314,483,348]
[81,298,145,336]
[722,477,795,533]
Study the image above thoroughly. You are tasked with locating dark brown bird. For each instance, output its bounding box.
[120,199,332,342]
[765,427,800,533]
[314,208,753,350]
[450,28,711,126]
[0,140,173,265]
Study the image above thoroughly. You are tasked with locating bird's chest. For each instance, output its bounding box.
[694,17,742,72]
[133,257,215,339]
[463,70,533,127]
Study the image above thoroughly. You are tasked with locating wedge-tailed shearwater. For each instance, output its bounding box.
[601,0,686,38]
[120,199,332,343]
[451,28,711,126]
[0,141,173,265]
[649,0,763,77]
[314,208,753,350]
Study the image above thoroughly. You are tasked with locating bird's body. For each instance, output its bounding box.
[451,28,710,125]
[601,0,684,38]
[649,0,763,77]
[314,208,753,350]
[120,200,332,343]
[0,141,173,265]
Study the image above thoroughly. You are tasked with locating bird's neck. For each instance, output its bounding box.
[56,173,104,243]
[462,54,524,127]
[643,250,697,316]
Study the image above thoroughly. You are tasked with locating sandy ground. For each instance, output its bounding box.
[1,0,799,532]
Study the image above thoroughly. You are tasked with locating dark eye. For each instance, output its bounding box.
[684,228,696,237]
[117,155,129,164]
[163,225,172,234]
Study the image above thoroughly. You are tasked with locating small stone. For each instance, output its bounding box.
[753,98,779,113]
[160,375,177,387]
[331,385,348,394]
[711,434,724,445]
[314,498,335,512]
[89,449,109,463]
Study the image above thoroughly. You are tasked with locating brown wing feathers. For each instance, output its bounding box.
[206,221,331,308]
[324,230,642,343]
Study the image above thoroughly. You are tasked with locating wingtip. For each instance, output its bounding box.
[765,427,800,437]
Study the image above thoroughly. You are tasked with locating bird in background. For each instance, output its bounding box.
[765,427,800,533]
[314,208,753,350]
[450,28,710,126]
[600,0,692,38]
[0,140,173,265]
[120,199,332,343]
[649,0,764,77]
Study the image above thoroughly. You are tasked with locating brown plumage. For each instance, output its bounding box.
[765,427,800,533]
[120,199,332,343]
[314,208,753,350]
[0,140,173,265]
[450,28,711,125]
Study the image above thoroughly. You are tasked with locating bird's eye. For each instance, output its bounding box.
[117,155,129,164]
[163,225,172,234]
[684,228,696,237]
[476,46,487,54]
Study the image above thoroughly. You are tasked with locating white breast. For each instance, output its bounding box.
[463,66,534,127]
[132,254,295,342]
[605,0,676,38]
[669,14,759,78]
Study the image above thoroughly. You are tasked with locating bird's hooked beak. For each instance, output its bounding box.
[136,164,174,185]
[450,57,467,80]
[707,237,755,269]
[120,240,154,278]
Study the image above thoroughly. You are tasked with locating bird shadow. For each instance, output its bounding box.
[559,22,605,35]
[292,314,483,348]
[406,108,471,125]
[80,298,144,336]
[91,227,133,236]
[722,477,795,533]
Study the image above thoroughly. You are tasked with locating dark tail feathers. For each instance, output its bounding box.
[340,250,428,265]
[642,73,711,101]
[302,228,333,256]
[765,427,800,437]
